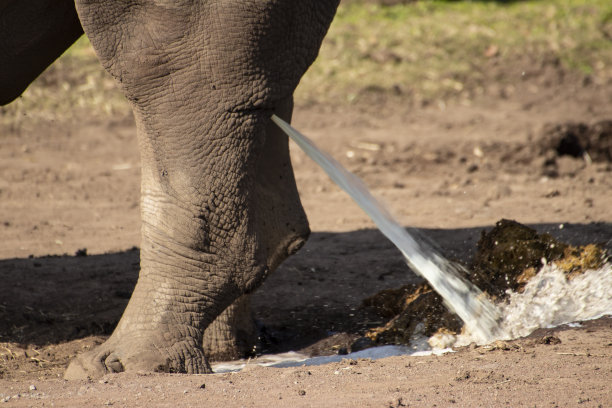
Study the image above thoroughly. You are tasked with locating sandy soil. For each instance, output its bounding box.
[1,62,611,406]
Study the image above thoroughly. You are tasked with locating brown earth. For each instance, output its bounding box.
[1,46,612,406]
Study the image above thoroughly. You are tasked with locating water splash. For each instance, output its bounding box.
[272,115,505,344]
[455,263,612,345]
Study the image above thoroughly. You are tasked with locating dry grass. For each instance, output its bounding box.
[296,0,612,106]
[1,0,611,125]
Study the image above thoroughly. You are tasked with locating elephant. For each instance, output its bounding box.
[1,0,340,378]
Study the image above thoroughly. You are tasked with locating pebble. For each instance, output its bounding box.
[29,385,36,391]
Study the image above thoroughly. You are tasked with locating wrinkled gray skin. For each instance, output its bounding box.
[1,0,339,378]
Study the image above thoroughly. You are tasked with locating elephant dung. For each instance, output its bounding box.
[361,219,608,348]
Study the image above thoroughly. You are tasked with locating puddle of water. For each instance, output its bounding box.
[212,345,454,373]
[271,115,504,344]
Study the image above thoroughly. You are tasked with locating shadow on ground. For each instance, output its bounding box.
[1,222,610,354]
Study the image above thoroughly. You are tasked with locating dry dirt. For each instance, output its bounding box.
[1,61,611,406]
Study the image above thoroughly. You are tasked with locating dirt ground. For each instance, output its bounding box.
[1,53,612,405]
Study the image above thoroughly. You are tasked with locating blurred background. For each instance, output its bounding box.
[2,0,611,125]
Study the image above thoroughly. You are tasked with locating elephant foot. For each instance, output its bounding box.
[203,295,259,361]
[64,334,210,380]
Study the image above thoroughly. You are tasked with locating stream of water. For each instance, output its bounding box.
[271,115,506,344]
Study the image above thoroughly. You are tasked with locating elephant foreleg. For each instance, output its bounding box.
[203,295,258,362]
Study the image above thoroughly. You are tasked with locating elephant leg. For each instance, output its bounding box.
[65,136,250,379]
[64,0,338,379]
[65,100,310,380]
[205,97,308,362]
[65,103,307,379]
[203,295,257,362]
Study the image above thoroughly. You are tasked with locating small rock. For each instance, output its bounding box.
[29,385,36,391]
[298,390,306,396]
[537,335,561,345]
[545,189,561,198]
[350,337,375,353]
[198,383,206,389]
[577,396,590,404]
[489,340,512,351]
